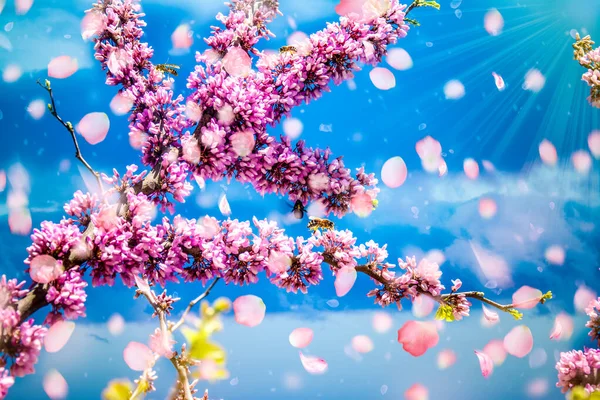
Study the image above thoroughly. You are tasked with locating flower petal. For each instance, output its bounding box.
[503,325,533,358]
[75,112,110,145]
[397,321,439,357]
[48,56,78,79]
[334,267,357,297]
[233,295,266,327]
[299,352,328,374]
[43,369,68,400]
[44,321,76,353]
[372,312,393,333]
[289,328,313,349]
[351,335,374,353]
[123,342,153,371]
[474,350,494,378]
[381,156,407,188]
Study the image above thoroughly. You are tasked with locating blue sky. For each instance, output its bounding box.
[1,0,600,398]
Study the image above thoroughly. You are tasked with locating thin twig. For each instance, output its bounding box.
[171,278,220,332]
[352,264,519,314]
[36,80,105,194]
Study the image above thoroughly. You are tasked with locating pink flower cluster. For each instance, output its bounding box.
[0,0,471,398]
[0,276,47,393]
[89,0,408,216]
[586,298,600,345]
[579,47,600,107]
[556,348,600,393]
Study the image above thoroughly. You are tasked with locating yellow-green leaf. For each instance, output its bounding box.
[189,340,227,364]
[434,304,455,322]
[102,379,134,400]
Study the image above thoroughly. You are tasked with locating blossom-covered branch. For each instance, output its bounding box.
[0,0,549,398]
[574,33,600,108]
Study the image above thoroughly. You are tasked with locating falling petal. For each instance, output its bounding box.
[523,69,546,92]
[380,385,388,395]
[549,320,562,340]
[3,64,22,83]
[437,349,457,370]
[483,339,506,365]
[27,99,46,120]
[484,8,504,36]
[588,130,600,159]
[372,312,393,333]
[397,321,439,357]
[351,335,374,353]
[438,159,447,177]
[478,198,497,219]
[8,208,32,235]
[404,383,428,400]
[334,267,357,297]
[381,156,407,188]
[287,31,309,46]
[544,245,565,266]
[444,80,465,100]
[48,56,78,79]
[470,241,512,288]
[503,325,533,358]
[123,342,153,371]
[44,321,76,353]
[571,150,592,174]
[30,254,64,284]
[266,251,291,275]
[474,350,494,378]
[552,313,574,340]
[283,118,303,140]
[171,24,193,49]
[43,370,68,400]
[0,170,5,192]
[528,348,548,369]
[233,295,266,327]
[574,285,597,313]
[299,352,328,374]
[218,193,231,216]
[185,101,202,122]
[334,0,365,16]
[412,295,435,318]
[415,136,442,173]
[386,48,413,70]
[512,286,543,309]
[110,92,134,116]
[289,328,313,348]
[350,192,374,218]
[230,129,255,157]
[15,0,33,15]
[81,10,106,41]
[75,112,110,145]
[107,313,125,336]
[538,139,558,166]
[482,305,499,324]
[463,158,479,179]
[482,160,496,172]
[222,47,252,78]
[526,378,549,397]
[492,72,505,91]
[369,67,395,90]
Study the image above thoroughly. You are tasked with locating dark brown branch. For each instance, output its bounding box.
[37,80,105,194]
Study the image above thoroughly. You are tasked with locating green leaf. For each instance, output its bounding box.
[404,18,420,26]
[434,304,455,322]
[423,0,441,10]
[508,309,523,320]
[540,291,553,304]
[101,379,134,400]
[188,340,227,364]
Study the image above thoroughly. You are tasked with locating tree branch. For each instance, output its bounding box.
[170,278,220,333]
[352,264,523,316]
[37,80,105,194]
